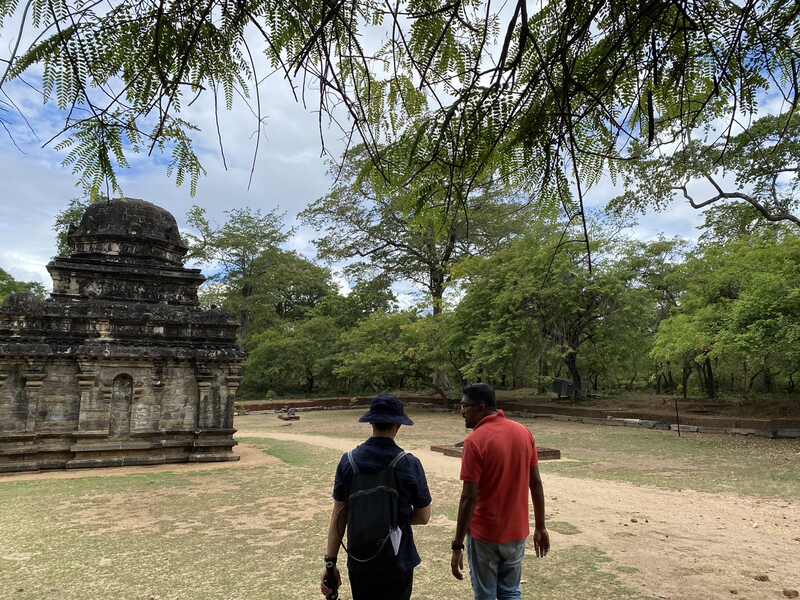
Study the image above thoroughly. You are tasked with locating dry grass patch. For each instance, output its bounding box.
[1,410,798,599]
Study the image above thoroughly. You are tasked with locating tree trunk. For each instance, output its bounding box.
[537,354,546,394]
[742,360,750,398]
[564,352,584,400]
[430,271,445,317]
[627,371,637,390]
[682,364,691,400]
[305,371,314,394]
[238,280,254,341]
[704,357,716,399]
[428,272,449,393]
[666,363,675,392]
[747,369,763,392]
[695,362,707,398]
[762,360,773,393]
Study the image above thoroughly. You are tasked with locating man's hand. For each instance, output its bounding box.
[320,566,341,598]
[533,527,550,558]
[452,481,478,581]
[451,548,465,580]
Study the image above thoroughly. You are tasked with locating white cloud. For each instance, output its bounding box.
[331,271,352,296]
[0,19,772,295]
[0,148,78,287]
[0,77,343,286]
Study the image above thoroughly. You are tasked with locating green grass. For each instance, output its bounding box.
[238,436,324,466]
[548,521,582,535]
[0,432,649,600]
[0,444,339,600]
[235,410,800,500]
[533,422,800,499]
[2,409,797,599]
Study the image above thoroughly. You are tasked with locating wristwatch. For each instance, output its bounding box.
[324,557,337,569]
[451,540,465,552]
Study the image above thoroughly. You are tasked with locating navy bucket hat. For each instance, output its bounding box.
[358,394,414,426]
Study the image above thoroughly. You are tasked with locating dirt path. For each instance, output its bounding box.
[251,431,800,600]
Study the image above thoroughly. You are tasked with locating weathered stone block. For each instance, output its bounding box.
[773,429,800,438]
[670,424,700,433]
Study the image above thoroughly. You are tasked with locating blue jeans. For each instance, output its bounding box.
[466,534,526,600]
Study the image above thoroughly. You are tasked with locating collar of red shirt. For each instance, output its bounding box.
[474,409,505,430]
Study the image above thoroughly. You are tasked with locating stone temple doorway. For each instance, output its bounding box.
[110,374,133,437]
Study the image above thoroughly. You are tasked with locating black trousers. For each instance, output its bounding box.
[348,567,413,600]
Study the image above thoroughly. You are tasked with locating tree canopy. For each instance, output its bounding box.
[0,268,45,304]
[302,142,535,314]
[1,0,798,229]
[21,197,800,405]
[185,205,293,338]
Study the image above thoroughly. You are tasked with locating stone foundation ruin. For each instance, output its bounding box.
[431,442,561,460]
[0,198,244,472]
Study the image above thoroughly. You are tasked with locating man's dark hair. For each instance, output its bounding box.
[462,383,496,408]
[373,422,396,432]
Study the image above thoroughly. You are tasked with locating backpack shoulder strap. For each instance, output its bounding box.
[389,450,408,469]
[347,450,359,476]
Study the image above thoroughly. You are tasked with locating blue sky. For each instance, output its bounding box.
[0,58,709,301]
[0,74,342,280]
[4,1,794,305]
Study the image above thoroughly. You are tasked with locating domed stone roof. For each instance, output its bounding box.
[71,198,186,249]
[48,197,204,303]
[67,197,189,266]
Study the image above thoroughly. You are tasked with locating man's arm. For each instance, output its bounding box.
[451,481,479,580]
[411,504,431,525]
[325,500,347,558]
[320,501,347,598]
[530,465,550,558]
[409,455,433,525]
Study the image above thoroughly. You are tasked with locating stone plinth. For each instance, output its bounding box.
[0,198,244,472]
[430,443,561,461]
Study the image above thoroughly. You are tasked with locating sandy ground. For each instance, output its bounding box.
[243,430,800,600]
[2,428,797,599]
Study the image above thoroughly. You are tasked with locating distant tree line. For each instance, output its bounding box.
[183,202,800,402]
[0,268,45,305]
[4,198,798,403]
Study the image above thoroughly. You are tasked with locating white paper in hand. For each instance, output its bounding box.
[389,526,402,555]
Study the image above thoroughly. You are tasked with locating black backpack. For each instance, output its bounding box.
[343,449,408,568]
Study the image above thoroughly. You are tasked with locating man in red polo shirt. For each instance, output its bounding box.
[450,383,549,599]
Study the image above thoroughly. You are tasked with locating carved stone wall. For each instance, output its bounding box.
[0,366,26,432]
[0,199,244,472]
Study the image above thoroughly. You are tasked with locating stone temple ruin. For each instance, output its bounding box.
[0,198,244,472]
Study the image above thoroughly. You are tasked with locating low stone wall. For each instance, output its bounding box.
[238,396,800,438]
[431,444,562,460]
[497,400,800,430]
[504,412,800,438]
[238,395,449,412]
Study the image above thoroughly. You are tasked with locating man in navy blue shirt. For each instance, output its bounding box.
[321,394,432,600]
